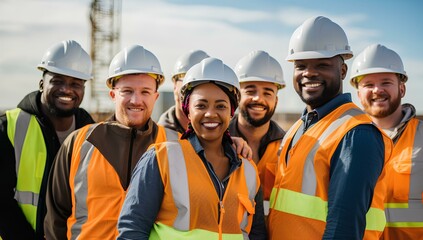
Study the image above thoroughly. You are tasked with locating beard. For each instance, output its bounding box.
[240,104,276,127]
[363,91,402,119]
[47,100,77,117]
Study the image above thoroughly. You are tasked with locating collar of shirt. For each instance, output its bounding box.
[300,93,353,124]
[187,133,242,172]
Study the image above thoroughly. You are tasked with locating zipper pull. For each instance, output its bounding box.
[218,201,225,240]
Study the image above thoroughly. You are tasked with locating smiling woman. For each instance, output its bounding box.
[117,57,268,239]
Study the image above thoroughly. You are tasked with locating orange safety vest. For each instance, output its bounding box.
[66,123,167,239]
[151,140,259,240]
[268,103,392,240]
[256,140,281,201]
[382,118,423,240]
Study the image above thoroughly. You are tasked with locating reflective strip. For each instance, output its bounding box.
[70,125,97,239]
[272,188,386,231]
[164,127,179,141]
[12,111,36,205]
[242,158,258,201]
[165,141,256,235]
[409,120,423,206]
[385,119,423,228]
[271,188,327,222]
[14,191,39,206]
[151,222,243,240]
[165,142,190,230]
[385,203,409,208]
[301,108,364,195]
[385,203,423,223]
[13,110,31,172]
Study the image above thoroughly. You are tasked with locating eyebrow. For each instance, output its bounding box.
[244,84,275,93]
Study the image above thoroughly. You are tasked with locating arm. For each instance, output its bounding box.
[248,187,267,240]
[0,119,35,239]
[44,131,78,239]
[231,136,253,159]
[117,148,164,240]
[323,125,384,239]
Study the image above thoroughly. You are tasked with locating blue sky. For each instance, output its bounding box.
[1,0,422,114]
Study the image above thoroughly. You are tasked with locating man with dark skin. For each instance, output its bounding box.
[0,40,94,239]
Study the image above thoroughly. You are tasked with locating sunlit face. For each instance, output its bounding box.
[188,83,232,145]
[110,74,159,129]
[357,73,405,118]
[293,57,346,110]
[239,81,278,127]
[40,72,85,117]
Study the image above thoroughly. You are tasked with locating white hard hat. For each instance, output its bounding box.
[107,45,164,88]
[350,44,408,88]
[234,50,285,89]
[181,57,240,104]
[172,50,210,82]
[286,16,353,61]
[37,40,92,81]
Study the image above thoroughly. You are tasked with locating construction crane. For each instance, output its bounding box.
[89,0,122,116]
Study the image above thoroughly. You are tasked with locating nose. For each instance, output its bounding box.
[302,66,318,78]
[204,108,217,117]
[251,93,260,101]
[372,83,384,94]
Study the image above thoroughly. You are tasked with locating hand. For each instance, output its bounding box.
[231,137,252,159]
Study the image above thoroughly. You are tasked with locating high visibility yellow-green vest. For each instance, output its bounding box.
[6,108,47,231]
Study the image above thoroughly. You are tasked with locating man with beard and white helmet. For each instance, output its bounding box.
[351,43,423,240]
[0,40,94,239]
[230,50,286,215]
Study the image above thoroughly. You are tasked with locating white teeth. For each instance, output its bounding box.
[373,98,387,102]
[129,108,142,111]
[59,96,72,101]
[304,83,321,87]
[203,123,219,128]
[250,106,265,111]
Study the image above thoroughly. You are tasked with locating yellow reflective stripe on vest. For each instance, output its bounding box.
[6,108,46,230]
[270,187,386,231]
[150,222,243,240]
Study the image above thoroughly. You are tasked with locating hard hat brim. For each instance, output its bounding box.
[286,50,353,61]
[38,65,92,81]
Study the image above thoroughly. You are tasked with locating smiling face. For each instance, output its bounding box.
[40,71,85,117]
[188,83,232,145]
[110,74,159,129]
[357,73,404,119]
[239,81,278,127]
[293,56,346,110]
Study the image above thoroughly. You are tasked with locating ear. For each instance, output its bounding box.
[109,89,116,101]
[275,95,279,109]
[39,79,44,92]
[340,63,348,80]
[400,82,406,98]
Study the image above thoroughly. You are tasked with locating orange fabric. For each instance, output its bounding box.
[269,103,392,240]
[256,140,281,200]
[66,124,168,239]
[381,118,423,239]
[154,140,258,235]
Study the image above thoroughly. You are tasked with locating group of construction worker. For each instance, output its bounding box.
[0,15,421,240]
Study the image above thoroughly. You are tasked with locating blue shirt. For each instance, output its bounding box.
[289,93,385,239]
[117,134,267,239]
